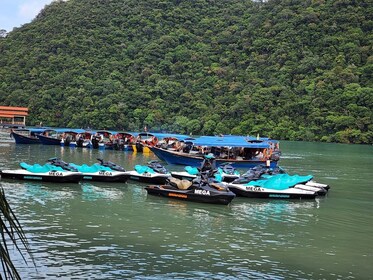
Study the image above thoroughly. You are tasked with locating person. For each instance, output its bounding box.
[200,153,216,172]
[9,128,13,138]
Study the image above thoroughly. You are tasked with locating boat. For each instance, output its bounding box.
[145,171,236,205]
[132,132,156,153]
[48,158,129,182]
[225,166,329,199]
[90,130,117,149]
[59,130,85,147]
[171,162,240,183]
[11,128,46,144]
[76,131,93,148]
[125,160,171,184]
[37,129,66,145]
[111,132,135,151]
[0,162,83,183]
[150,135,281,168]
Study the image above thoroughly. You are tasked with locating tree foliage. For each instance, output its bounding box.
[0,0,372,144]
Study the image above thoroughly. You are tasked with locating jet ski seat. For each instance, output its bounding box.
[169,177,193,190]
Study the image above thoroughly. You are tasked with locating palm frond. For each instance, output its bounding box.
[0,187,34,279]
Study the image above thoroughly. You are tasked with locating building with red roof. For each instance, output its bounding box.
[0,106,28,127]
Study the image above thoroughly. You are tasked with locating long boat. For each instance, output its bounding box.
[150,135,281,168]
[38,128,85,146]
[12,128,46,144]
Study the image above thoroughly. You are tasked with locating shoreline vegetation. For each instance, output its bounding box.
[0,0,371,144]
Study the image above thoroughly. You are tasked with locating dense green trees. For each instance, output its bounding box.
[0,0,372,144]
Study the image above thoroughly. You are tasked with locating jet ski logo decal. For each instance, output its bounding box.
[246,186,263,192]
[49,171,63,176]
[98,171,113,176]
[194,190,210,195]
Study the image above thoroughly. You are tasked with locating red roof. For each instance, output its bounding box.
[0,106,28,118]
[0,106,28,112]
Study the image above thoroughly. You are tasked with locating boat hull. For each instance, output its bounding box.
[150,147,277,168]
[38,134,62,145]
[132,143,151,153]
[12,131,40,144]
[0,170,83,183]
[145,185,235,205]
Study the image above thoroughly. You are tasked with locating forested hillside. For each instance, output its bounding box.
[0,0,372,143]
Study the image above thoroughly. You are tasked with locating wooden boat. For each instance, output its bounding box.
[76,131,93,148]
[12,128,46,144]
[132,132,155,153]
[90,130,117,149]
[150,135,281,168]
[132,132,192,153]
[37,129,66,145]
[59,130,85,147]
[38,128,86,146]
[111,132,135,151]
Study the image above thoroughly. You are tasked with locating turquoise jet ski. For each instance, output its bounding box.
[125,160,171,184]
[48,158,129,182]
[0,162,83,183]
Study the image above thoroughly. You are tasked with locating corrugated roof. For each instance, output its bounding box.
[191,136,270,148]
[0,106,28,111]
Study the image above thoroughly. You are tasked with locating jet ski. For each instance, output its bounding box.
[215,162,240,182]
[145,170,236,205]
[0,161,83,183]
[230,165,329,195]
[226,170,329,199]
[171,162,240,183]
[170,166,200,181]
[125,160,171,184]
[48,158,129,182]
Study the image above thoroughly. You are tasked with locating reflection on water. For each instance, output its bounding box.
[0,138,373,279]
[80,183,125,201]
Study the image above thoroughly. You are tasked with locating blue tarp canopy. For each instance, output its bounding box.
[133,132,192,141]
[42,128,86,134]
[152,133,192,141]
[18,128,47,133]
[95,130,118,135]
[190,136,270,148]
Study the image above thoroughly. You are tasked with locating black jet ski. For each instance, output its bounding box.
[145,170,236,205]
[48,158,129,182]
[0,161,83,183]
[125,160,171,184]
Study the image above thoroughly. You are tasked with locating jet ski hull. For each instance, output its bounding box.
[227,184,318,199]
[126,172,170,184]
[0,169,83,183]
[80,171,129,182]
[145,185,235,205]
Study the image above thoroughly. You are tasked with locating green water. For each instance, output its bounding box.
[0,137,372,279]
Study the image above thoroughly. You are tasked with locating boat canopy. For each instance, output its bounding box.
[191,136,270,148]
[16,127,47,134]
[41,128,86,134]
[151,133,191,141]
[95,130,117,135]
